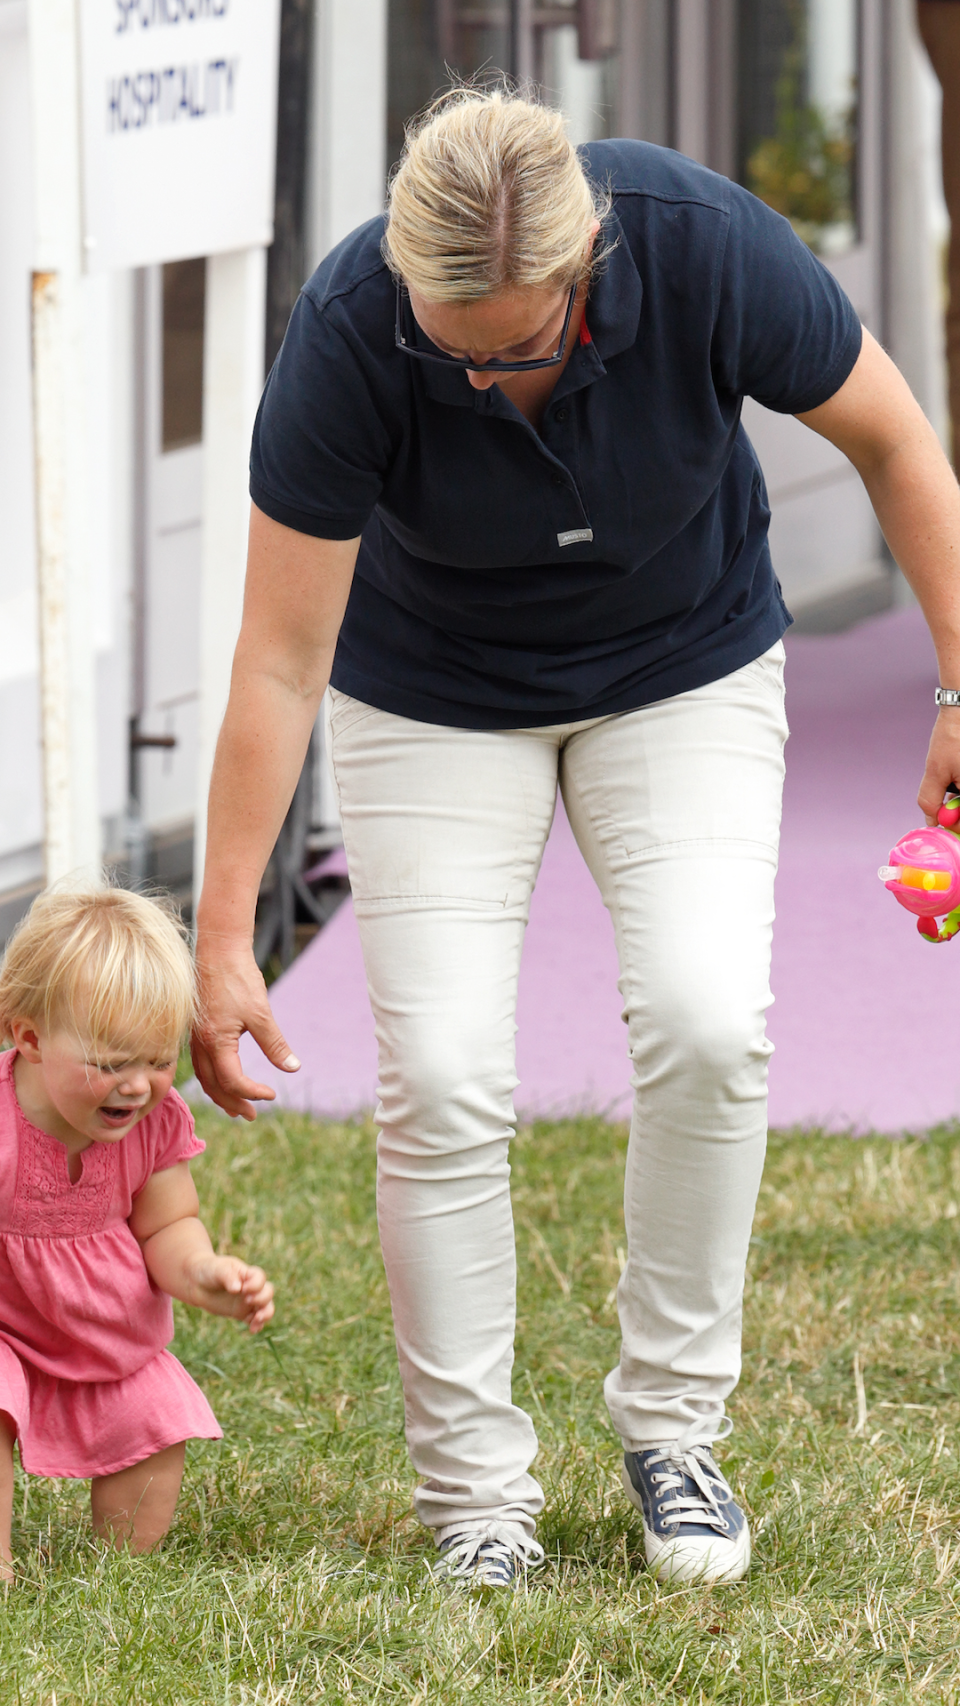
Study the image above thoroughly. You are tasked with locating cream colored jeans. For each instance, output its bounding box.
[327,643,787,1540]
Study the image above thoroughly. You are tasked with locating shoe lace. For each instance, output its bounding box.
[433,1523,545,1583]
[647,1445,735,1536]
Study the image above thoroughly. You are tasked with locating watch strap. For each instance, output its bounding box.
[936,688,960,706]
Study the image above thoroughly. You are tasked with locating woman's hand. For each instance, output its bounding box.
[919,710,960,823]
[798,330,960,818]
[183,1254,275,1332]
[192,938,299,1122]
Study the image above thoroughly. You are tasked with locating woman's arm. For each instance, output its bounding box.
[797,328,960,821]
[131,1162,274,1331]
[193,504,360,1118]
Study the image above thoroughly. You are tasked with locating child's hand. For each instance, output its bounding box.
[186,1255,275,1332]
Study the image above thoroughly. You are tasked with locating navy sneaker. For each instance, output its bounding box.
[623,1442,751,1585]
[433,1527,544,1589]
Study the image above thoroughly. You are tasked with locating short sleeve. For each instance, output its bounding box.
[146,1090,205,1174]
[250,288,397,540]
[712,182,862,414]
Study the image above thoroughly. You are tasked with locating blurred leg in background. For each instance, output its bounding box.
[918,0,960,462]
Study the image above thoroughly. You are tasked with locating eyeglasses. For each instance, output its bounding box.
[395,280,578,373]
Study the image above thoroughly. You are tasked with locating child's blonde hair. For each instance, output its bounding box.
[0,884,196,1058]
[383,84,613,303]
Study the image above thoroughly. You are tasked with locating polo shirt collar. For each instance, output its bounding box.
[585,211,643,361]
[414,210,642,410]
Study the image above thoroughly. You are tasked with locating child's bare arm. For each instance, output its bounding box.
[129,1162,274,1332]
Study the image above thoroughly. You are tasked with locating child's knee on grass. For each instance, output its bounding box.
[91,1439,186,1554]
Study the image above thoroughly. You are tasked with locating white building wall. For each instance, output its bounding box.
[0,0,134,895]
[0,0,42,890]
[307,0,388,265]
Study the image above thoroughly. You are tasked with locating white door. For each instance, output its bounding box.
[133,261,205,850]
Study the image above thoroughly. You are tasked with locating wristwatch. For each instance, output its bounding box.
[936,688,960,707]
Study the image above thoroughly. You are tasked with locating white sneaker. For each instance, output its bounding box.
[622,1442,751,1585]
[432,1524,545,1589]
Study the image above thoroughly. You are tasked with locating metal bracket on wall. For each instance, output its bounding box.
[130,732,177,750]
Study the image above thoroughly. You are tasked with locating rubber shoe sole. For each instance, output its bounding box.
[621,1462,751,1585]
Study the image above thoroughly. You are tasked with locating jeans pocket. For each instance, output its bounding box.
[741,640,786,688]
[327,688,381,739]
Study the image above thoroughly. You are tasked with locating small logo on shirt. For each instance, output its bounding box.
[557,529,594,547]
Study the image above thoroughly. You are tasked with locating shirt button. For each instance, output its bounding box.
[555,407,568,422]
[550,474,566,487]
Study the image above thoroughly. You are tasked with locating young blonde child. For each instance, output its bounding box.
[0,884,274,1580]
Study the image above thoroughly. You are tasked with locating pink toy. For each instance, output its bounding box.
[879,791,960,942]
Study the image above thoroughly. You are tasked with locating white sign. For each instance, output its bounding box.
[78,0,281,272]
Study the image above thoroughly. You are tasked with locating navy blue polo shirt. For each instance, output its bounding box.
[250,139,862,729]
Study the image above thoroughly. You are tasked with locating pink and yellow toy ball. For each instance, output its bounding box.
[879,791,960,942]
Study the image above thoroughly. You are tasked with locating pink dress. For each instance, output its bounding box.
[0,1049,221,1478]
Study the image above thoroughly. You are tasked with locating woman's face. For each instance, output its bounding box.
[406,284,574,391]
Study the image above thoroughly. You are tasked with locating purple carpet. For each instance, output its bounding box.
[242,607,960,1133]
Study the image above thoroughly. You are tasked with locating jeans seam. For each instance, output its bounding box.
[622,837,780,862]
[353,895,509,912]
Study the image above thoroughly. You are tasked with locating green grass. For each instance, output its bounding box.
[3,1114,960,1702]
